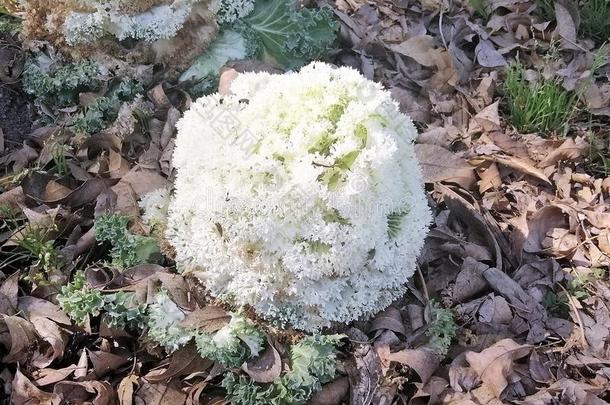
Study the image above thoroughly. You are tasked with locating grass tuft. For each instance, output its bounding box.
[537,0,555,20]
[504,62,579,134]
[580,0,610,45]
[468,0,490,19]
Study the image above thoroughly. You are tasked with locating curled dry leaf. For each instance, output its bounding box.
[538,136,587,168]
[409,376,449,405]
[22,172,118,207]
[475,40,507,68]
[30,316,67,369]
[523,206,567,253]
[88,349,131,377]
[11,369,61,405]
[385,347,440,385]
[1,315,38,364]
[0,186,25,211]
[145,343,213,383]
[18,296,71,325]
[480,155,551,185]
[118,374,139,405]
[53,380,116,405]
[242,339,282,383]
[452,258,489,303]
[464,338,532,398]
[388,35,442,67]
[218,68,239,95]
[32,365,79,386]
[309,377,350,405]
[554,0,580,50]
[370,306,407,338]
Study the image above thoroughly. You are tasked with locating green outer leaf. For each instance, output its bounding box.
[180,30,248,82]
[235,0,337,68]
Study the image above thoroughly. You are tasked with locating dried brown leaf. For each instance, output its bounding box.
[18,296,71,325]
[482,155,551,185]
[464,338,532,398]
[30,316,67,369]
[0,272,19,315]
[370,307,406,337]
[309,377,350,405]
[388,35,440,67]
[88,349,130,377]
[1,315,38,363]
[452,258,489,303]
[554,0,580,50]
[538,136,587,168]
[118,374,139,405]
[145,343,212,382]
[180,306,230,333]
[415,144,476,189]
[475,40,507,68]
[242,340,282,383]
[11,369,61,405]
[135,380,187,405]
[53,381,116,405]
[32,365,79,386]
[386,347,440,385]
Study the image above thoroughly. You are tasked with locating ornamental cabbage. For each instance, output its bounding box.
[146,290,193,352]
[195,312,265,366]
[168,62,431,331]
[222,334,344,404]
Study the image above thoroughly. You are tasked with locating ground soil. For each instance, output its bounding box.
[0,32,33,147]
[0,84,33,144]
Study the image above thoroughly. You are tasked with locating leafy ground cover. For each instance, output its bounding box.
[1,0,610,404]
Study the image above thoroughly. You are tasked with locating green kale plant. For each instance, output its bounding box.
[57,271,105,326]
[94,213,160,269]
[0,14,20,33]
[103,291,148,330]
[222,334,344,404]
[71,79,143,134]
[22,59,101,109]
[59,272,148,329]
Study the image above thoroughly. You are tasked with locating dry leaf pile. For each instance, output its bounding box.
[1,0,610,403]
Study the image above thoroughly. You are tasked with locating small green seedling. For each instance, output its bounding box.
[426,300,458,356]
[18,226,62,277]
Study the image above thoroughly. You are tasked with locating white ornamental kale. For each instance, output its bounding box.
[139,187,171,229]
[168,62,431,331]
[146,290,193,352]
[195,312,265,366]
[63,0,202,45]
